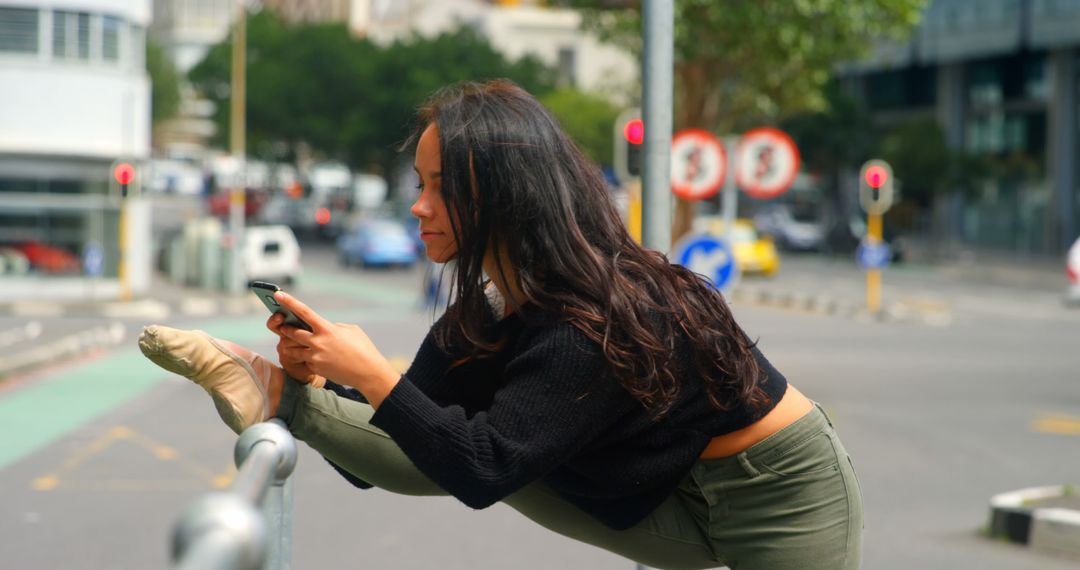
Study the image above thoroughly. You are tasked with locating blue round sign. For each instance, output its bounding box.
[856,240,891,270]
[83,244,104,277]
[673,233,739,290]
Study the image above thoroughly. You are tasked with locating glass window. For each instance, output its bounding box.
[102,15,121,62]
[557,46,576,88]
[0,7,38,54]
[53,10,90,61]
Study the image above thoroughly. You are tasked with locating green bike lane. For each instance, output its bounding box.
[0,268,422,471]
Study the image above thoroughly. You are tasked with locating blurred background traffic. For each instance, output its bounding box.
[1,0,1077,304]
[2,1,1080,569]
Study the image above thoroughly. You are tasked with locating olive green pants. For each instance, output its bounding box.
[277,380,863,570]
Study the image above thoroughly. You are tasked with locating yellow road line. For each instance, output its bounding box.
[1032,414,1080,436]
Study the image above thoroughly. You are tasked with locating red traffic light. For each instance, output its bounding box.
[623,118,644,145]
[864,165,888,189]
[113,162,135,186]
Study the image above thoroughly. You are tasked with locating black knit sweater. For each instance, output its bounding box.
[325,308,789,530]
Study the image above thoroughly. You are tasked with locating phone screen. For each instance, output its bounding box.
[250,281,313,331]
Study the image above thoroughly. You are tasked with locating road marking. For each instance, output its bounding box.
[31,425,232,491]
[1032,414,1080,436]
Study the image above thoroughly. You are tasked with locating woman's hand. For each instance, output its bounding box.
[269,291,401,408]
[266,313,323,384]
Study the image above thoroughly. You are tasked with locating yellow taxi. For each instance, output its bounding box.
[690,216,780,276]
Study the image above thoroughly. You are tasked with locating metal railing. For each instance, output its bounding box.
[171,419,297,570]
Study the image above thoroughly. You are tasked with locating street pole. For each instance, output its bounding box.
[720,137,738,249]
[640,0,673,255]
[228,0,247,294]
[866,212,883,314]
[639,8,674,569]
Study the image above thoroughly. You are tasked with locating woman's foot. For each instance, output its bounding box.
[138,325,282,434]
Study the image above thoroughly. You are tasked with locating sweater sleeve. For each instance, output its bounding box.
[369,323,635,509]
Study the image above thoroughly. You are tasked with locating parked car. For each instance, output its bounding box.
[242,225,301,285]
[337,219,419,269]
[13,241,80,274]
[752,204,823,252]
[691,217,780,276]
[1066,235,1080,307]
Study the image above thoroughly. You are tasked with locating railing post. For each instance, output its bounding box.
[172,419,298,570]
[234,419,297,569]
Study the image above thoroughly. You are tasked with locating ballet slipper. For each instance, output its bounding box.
[138,325,277,434]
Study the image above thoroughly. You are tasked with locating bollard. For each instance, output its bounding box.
[172,419,297,569]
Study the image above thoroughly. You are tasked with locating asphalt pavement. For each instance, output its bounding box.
[2,245,1078,569]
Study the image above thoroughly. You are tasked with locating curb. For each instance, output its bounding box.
[0,296,264,320]
[0,297,264,381]
[0,322,127,380]
[729,286,953,327]
[988,485,1080,561]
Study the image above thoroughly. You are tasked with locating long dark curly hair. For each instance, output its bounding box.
[406,79,766,417]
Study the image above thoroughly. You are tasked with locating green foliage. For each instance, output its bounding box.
[877,118,988,207]
[146,37,181,125]
[572,0,927,129]
[782,82,877,173]
[187,11,558,172]
[541,88,620,165]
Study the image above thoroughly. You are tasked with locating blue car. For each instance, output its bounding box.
[337,219,419,269]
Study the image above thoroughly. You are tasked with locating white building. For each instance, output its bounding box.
[358,0,638,100]
[0,0,153,299]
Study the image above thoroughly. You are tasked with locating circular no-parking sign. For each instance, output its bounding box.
[733,127,800,200]
[670,129,727,201]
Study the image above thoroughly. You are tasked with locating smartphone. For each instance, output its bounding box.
[250,280,313,331]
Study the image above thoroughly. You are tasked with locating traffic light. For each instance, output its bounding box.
[109,159,140,199]
[858,159,894,215]
[613,108,643,183]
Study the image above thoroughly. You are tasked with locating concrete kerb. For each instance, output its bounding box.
[729,285,953,327]
[988,485,1080,561]
[0,295,264,381]
[0,322,127,380]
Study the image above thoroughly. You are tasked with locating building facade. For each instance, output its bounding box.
[357,0,637,100]
[0,0,153,299]
[840,0,1080,255]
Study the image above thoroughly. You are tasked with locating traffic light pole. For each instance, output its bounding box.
[640,0,673,255]
[228,0,247,295]
[866,213,883,314]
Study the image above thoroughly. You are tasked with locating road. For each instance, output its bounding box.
[1,241,1078,569]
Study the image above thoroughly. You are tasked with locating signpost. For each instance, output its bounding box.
[672,233,740,292]
[670,129,726,201]
[733,127,801,200]
[858,159,896,314]
[82,243,104,277]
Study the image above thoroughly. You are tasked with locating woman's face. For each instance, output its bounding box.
[410,124,458,263]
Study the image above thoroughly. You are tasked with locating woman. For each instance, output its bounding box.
[140,79,862,569]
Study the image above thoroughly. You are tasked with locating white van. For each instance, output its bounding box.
[242,225,301,285]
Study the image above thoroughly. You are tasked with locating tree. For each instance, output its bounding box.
[187,11,557,181]
[146,37,181,127]
[541,88,620,166]
[781,81,877,219]
[570,0,927,241]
